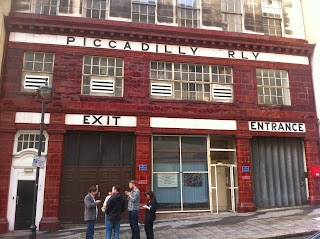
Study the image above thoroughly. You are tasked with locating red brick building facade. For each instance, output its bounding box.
[0,0,320,233]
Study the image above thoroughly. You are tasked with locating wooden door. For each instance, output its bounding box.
[60,131,135,223]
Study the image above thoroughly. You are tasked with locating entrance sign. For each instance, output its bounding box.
[32,156,46,168]
[65,114,137,127]
[249,121,306,133]
[9,32,309,65]
[158,174,178,188]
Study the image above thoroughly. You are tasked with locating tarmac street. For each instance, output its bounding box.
[1,206,319,239]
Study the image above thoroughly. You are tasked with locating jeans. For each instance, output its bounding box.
[129,210,140,239]
[106,220,120,239]
[86,220,95,239]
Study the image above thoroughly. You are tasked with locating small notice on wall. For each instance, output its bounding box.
[158,174,178,188]
[184,173,203,187]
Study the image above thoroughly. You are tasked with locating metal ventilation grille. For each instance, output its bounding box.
[91,78,115,94]
[24,75,49,89]
[151,83,172,96]
[212,86,233,99]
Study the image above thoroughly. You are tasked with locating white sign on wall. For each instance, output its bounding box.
[249,121,306,132]
[65,114,137,127]
[150,117,237,130]
[158,174,178,188]
[9,32,309,65]
[15,112,50,124]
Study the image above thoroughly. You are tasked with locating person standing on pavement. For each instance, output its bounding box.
[84,185,101,239]
[142,190,157,239]
[101,189,113,236]
[125,180,141,239]
[105,185,126,239]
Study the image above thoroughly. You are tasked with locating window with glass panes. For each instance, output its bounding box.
[82,56,124,97]
[32,0,58,15]
[221,0,242,32]
[23,52,54,73]
[84,0,108,19]
[132,0,156,24]
[150,61,233,102]
[152,136,209,211]
[16,133,47,153]
[177,0,200,28]
[261,0,282,36]
[256,69,290,105]
[22,51,54,91]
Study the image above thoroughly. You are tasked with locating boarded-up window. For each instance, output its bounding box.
[157,0,174,23]
[202,0,222,28]
[110,0,131,18]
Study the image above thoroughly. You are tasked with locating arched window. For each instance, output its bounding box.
[14,131,48,154]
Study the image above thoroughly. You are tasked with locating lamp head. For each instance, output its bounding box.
[37,79,53,103]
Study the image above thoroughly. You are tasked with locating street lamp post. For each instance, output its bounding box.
[30,80,53,239]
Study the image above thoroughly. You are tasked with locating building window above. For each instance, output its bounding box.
[22,51,54,91]
[132,0,156,24]
[32,0,58,15]
[177,0,200,28]
[221,0,242,32]
[82,56,124,97]
[84,0,108,19]
[150,61,233,102]
[261,0,282,36]
[256,69,290,105]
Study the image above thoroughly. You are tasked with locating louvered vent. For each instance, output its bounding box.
[91,78,114,94]
[151,83,172,96]
[24,75,49,89]
[212,86,233,99]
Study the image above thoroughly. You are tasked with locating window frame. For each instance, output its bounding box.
[31,0,59,15]
[256,68,291,106]
[81,55,124,97]
[82,0,110,20]
[176,0,201,28]
[21,51,55,92]
[150,61,234,103]
[261,0,283,37]
[131,0,157,24]
[221,0,243,33]
[13,130,49,155]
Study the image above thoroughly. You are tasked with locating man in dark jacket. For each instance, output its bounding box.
[106,185,126,239]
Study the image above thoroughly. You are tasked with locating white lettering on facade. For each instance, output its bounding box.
[249,121,306,132]
[65,114,137,127]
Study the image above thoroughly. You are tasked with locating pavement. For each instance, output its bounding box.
[1,206,320,239]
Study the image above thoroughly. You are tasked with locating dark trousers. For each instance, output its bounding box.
[144,216,155,239]
[129,210,140,239]
[86,220,95,239]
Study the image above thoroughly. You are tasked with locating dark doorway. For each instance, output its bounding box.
[15,180,35,230]
[60,131,135,223]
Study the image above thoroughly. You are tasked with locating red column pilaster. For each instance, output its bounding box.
[135,116,151,223]
[39,113,66,231]
[0,110,16,233]
[236,121,256,213]
[305,138,320,205]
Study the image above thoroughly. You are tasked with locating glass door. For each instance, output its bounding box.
[209,136,238,213]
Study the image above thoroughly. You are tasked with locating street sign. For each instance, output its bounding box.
[139,165,147,170]
[32,156,46,168]
[242,166,249,172]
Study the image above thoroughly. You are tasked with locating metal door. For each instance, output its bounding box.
[14,180,35,230]
[251,137,307,207]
